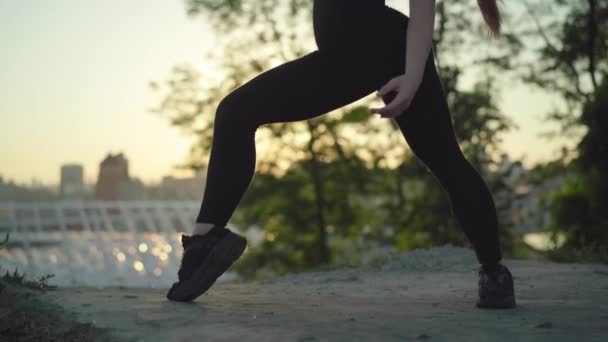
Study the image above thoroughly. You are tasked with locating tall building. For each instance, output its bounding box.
[60,164,85,199]
[95,152,129,200]
[95,152,146,200]
[120,176,146,201]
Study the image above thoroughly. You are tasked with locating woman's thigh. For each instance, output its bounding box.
[216,2,454,147]
[215,6,415,128]
[217,49,392,129]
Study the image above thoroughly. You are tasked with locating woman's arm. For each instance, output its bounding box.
[370,0,436,118]
[404,0,436,82]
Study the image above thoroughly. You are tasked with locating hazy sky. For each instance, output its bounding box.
[0,0,573,187]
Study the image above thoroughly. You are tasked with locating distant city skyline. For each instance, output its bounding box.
[0,151,205,189]
[0,0,577,186]
[0,151,207,203]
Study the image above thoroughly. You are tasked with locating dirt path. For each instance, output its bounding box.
[24,246,608,341]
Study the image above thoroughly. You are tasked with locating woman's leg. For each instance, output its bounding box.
[195,49,389,228]
[371,5,504,265]
[382,50,502,266]
[374,6,502,265]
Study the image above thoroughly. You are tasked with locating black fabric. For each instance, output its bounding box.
[480,262,503,272]
[195,0,502,265]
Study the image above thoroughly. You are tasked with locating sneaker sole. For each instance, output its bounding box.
[167,232,247,302]
[476,294,516,309]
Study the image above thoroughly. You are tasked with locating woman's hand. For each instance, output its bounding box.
[370,73,423,119]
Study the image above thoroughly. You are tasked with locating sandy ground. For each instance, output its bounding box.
[16,245,608,341]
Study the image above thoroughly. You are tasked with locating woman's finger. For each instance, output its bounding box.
[369,107,384,114]
[371,94,401,115]
[382,98,412,118]
[378,94,407,117]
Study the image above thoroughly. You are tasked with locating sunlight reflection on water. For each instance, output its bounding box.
[0,231,242,288]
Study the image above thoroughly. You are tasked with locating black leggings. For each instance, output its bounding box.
[195,0,502,265]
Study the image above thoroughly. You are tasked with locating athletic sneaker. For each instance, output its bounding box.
[166,225,247,302]
[476,262,516,309]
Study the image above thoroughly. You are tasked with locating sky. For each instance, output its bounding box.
[0,0,575,187]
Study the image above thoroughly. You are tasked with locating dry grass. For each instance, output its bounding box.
[0,233,113,341]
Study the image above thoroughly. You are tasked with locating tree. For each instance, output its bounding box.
[506,0,608,256]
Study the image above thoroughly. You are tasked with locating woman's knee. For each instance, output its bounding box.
[214,93,258,131]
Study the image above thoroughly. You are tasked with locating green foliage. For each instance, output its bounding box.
[546,171,608,258]
[340,106,370,123]
[579,78,608,175]
[231,155,385,279]
[504,0,608,263]
[543,77,608,261]
[548,177,591,237]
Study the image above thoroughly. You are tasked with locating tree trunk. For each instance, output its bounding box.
[306,120,330,264]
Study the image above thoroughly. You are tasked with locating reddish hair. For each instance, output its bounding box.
[477,0,502,37]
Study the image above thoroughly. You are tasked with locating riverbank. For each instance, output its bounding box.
[2,245,608,341]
